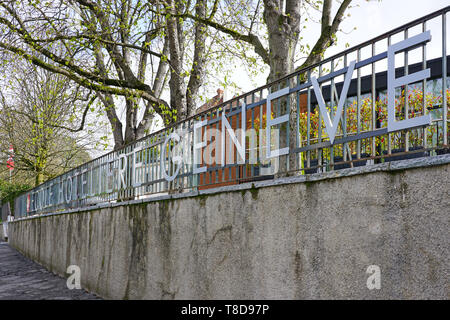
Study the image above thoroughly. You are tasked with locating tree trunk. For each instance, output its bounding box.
[186,0,207,117]
[264,0,301,174]
[124,98,138,145]
[167,0,187,123]
[35,170,44,187]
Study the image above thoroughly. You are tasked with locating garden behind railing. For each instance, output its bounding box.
[12,6,450,218]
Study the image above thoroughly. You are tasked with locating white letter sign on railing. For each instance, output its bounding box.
[161,132,182,182]
[311,60,356,144]
[266,87,290,159]
[193,120,208,174]
[221,102,246,165]
[387,31,432,132]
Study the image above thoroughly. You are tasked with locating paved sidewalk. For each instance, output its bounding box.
[0,242,100,300]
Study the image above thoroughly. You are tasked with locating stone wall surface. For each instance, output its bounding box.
[8,158,450,299]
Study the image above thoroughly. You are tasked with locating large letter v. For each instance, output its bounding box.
[311,60,356,144]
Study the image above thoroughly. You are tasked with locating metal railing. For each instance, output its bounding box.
[14,6,450,218]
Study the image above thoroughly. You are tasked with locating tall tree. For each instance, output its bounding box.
[0,63,93,186]
[0,0,216,149]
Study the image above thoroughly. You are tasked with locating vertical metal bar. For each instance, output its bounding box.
[152,138,156,193]
[276,82,282,173]
[128,146,132,198]
[343,54,348,163]
[251,94,255,177]
[330,59,335,169]
[177,126,182,190]
[286,85,290,172]
[423,21,427,150]
[318,64,323,171]
[98,158,102,199]
[166,128,171,191]
[387,35,392,155]
[277,82,281,129]
[151,143,155,193]
[215,109,219,183]
[357,48,361,159]
[236,105,242,182]
[174,128,178,190]
[183,123,187,189]
[206,112,210,186]
[307,70,311,170]
[296,75,300,151]
[157,134,161,192]
[443,12,448,146]
[232,106,236,182]
[143,141,148,194]
[227,104,232,182]
[371,42,376,157]
[189,119,195,189]
[158,133,162,192]
[404,28,410,152]
[148,144,152,194]
[296,74,301,173]
[259,90,263,173]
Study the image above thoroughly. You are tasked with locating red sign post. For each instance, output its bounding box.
[6,144,14,181]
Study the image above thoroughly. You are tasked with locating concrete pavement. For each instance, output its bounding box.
[0,242,100,300]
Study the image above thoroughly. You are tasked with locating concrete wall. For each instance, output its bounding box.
[8,157,450,299]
